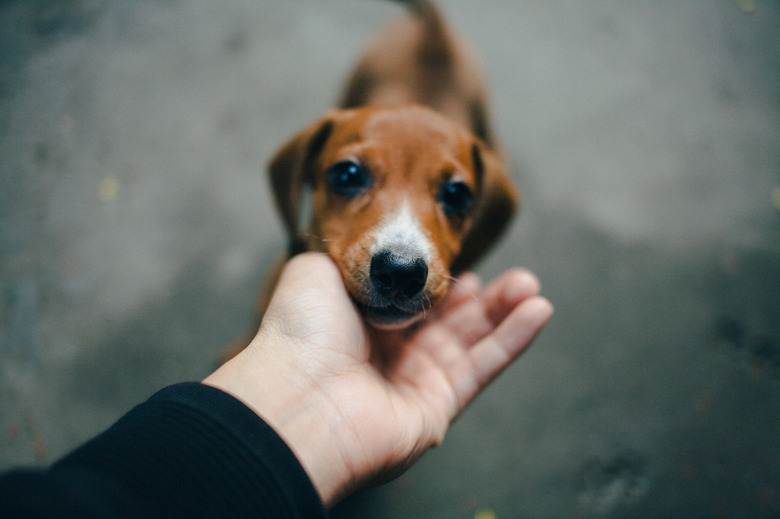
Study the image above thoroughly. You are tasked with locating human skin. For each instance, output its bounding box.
[204,252,553,507]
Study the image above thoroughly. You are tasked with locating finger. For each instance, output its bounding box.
[449,295,553,412]
[276,253,343,294]
[266,253,353,316]
[262,253,365,346]
[480,268,542,324]
[432,272,482,316]
[434,268,542,349]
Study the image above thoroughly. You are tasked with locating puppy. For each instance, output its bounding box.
[230,0,518,356]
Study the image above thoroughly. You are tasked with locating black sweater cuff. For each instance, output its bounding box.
[3,382,328,519]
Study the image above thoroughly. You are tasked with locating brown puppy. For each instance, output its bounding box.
[230,0,518,356]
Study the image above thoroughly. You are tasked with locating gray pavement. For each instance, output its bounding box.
[1,1,779,517]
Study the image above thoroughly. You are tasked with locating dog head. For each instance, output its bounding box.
[269,105,518,329]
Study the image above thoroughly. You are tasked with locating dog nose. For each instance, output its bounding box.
[370,251,428,300]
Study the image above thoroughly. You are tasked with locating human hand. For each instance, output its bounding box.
[204,253,552,507]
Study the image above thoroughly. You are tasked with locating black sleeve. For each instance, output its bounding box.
[0,383,329,519]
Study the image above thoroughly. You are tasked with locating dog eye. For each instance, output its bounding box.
[327,160,372,198]
[437,180,474,217]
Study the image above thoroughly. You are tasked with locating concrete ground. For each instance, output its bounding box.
[1,0,779,517]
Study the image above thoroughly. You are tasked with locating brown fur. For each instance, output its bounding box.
[224,0,518,360]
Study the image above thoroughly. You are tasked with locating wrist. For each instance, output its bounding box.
[267,392,356,506]
[203,329,354,507]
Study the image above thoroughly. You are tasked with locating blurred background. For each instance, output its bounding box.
[1,0,778,517]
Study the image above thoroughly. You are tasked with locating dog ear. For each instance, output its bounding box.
[268,113,336,255]
[451,141,520,274]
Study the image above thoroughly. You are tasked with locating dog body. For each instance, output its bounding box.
[257,0,518,336]
[339,0,493,145]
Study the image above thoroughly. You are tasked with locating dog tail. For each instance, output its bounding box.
[390,0,454,64]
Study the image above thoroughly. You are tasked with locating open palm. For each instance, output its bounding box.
[206,253,552,506]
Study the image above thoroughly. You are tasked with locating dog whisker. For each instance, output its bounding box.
[299,232,330,244]
[419,293,432,317]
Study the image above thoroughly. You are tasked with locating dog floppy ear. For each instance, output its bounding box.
[268,113,336,255]
[451,141,519,274]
